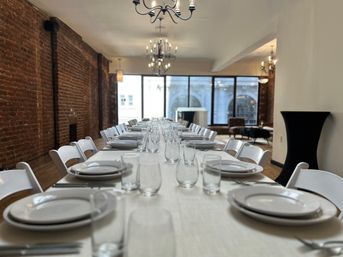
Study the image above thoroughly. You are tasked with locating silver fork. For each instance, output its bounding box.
[296,237,343,251]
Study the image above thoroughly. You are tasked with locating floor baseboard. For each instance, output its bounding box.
[271,159,284,168]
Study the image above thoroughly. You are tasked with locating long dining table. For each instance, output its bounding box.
[1,146,343,257]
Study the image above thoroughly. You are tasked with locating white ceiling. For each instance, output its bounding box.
[28,0,293,72]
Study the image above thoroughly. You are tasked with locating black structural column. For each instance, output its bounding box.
[44,17,60,149]
[275,111,330,186]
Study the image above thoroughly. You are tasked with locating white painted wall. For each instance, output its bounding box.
[273,0,343,175]
[110,57,262,76]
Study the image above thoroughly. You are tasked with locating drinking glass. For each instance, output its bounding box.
[139,153,162,196]
[126,208,175,257]
[176,159,199,188]
[121,153,140,191]
[90,190,125,257]
[146,133,160,153]
[202,154,222,194]
[164,140,180,164]
[182,143,196,164]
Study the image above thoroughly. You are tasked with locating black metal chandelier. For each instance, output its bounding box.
[132,0,196,23]
[146,18,177,75]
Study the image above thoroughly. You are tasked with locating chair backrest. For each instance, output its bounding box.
[100,129,109,144]
[223,138,246,157]
[286,164,343,219]
[108,127,119,138]
[128,119,138,126]
[237,143,271,166]
[0,162,43,201]
[194,125,201,134]
[49,145,83,175]
[122,123,129,132]
[72,136,98,161]
[203,128,211,139]
[198,127,206,136]
[189,123,195,131]
[116,125,124,135]
[208,130,217,141]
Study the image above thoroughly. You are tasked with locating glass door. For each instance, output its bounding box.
[143,76,165,119]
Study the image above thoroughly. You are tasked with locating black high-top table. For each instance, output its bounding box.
[276,111,330,186]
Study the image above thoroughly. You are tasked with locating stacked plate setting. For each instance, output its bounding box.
[180,132,204,141]
[228,186,337,225]
[186,140,216,149]
[68,160,124,180]
[3,189,113,231]
[108,139,138,150]
[206,160,263,177]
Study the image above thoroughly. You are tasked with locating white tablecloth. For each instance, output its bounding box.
[1,150,342,257]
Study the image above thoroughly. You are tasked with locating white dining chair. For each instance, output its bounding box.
[0,162,43,201]
[203,128,211,139]
[108,127,119,138]
[49,145,84,176]
[116,125,124,135]
[71,136,98,161]
[223,138,246,158]
[237,143,271,167]
[286,163,343,219]
[194,125,201,134]
[208,130,217,141]
[100,129,110,144]
[198,127,206,136]
[189,123,195,131]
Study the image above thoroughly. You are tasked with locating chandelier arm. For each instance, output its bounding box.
[141,0,163,10]
[150,9,164,23]
[134,4,154,16]
[165,10,178,24]
[167,7,194,21]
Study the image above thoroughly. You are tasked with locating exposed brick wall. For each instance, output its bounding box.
[0,0,53,167]
[0,0,112,168]
[56,19,101,145]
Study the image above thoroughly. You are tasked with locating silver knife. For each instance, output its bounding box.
[0,247,80,256]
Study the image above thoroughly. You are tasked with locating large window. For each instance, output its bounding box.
[117,75,142,124]
[117,75,260,126]
[143,76,165,119]
[166,76,188,120]
[235,77,259,125]
[213,77,234,124]
[190,77,212,124]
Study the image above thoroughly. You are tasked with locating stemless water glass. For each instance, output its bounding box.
[146,133,160,153]
[139,153,162,196]
[176,158,199,188]
[202,154,222,195]
[121,153,140,191]
[164,140,180,164]
[90,190,125,257]
[182,143,196,164]
[127,208,175,257]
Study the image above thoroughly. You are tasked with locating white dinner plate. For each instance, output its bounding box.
[108,140,138,150]
[9,189,94,225]
[118,133,144,140]
[207,160,257,173]
[3,189,117,231]
[186,140,216,149]
[231,186,321,217]
[70,161,123,175]
[227,192,337,226]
